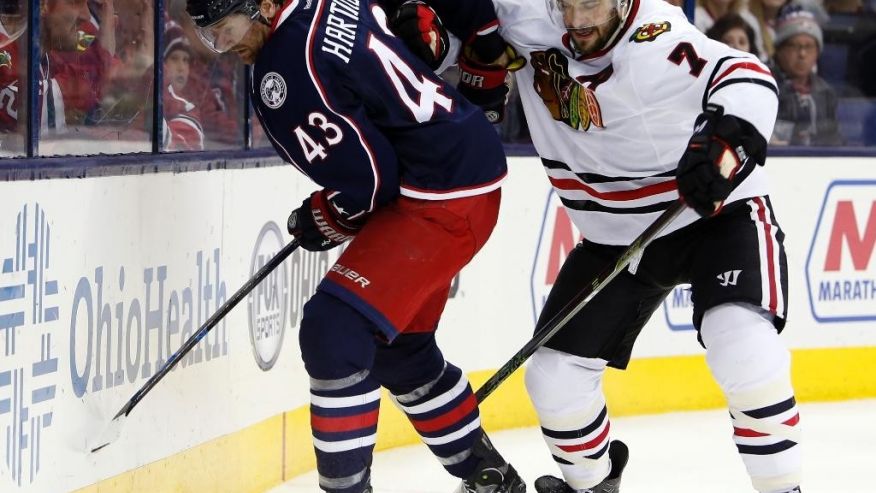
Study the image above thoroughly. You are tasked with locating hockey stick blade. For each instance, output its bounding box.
[87,239,300,453]
[89,411,128,453]
[475,200,686,403]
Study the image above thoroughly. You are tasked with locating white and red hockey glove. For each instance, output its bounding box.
[676,104,767,217]
[287,191,365,251]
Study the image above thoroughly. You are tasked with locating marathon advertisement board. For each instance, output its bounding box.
[805,180,876,323]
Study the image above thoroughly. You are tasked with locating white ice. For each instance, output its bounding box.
[271,399,875,493]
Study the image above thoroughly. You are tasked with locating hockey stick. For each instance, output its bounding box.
[474,200,686,403]
[89,239,301,453]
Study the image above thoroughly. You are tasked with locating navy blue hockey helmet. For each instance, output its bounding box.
[186,0,262,52]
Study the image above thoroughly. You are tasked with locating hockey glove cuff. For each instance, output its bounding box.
[287,191,364,252]
[676,104,767,217]
[458,32,525,123]
[389,0,450,71]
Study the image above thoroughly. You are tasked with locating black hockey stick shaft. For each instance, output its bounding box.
[91,239,300,452]
[475,200,685,403]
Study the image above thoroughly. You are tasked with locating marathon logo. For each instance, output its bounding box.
[806,181,876,322]
[662,284,695,331]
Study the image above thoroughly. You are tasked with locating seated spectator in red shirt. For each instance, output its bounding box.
[43,0,115,127]
[161,22,204,150]
[769,9,844,146]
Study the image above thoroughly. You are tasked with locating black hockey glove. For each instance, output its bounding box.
[676,104,767,217]
[287,191,364,252]
[389,0,450,71]
[457,32,525,123]
[530,48,601,131]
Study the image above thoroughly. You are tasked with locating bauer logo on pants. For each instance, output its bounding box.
[805,180,876,322]
[248,222,290,371]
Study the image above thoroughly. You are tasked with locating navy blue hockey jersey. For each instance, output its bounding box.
[251,0,507,219]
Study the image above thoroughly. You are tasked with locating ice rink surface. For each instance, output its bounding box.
[272,399,875,493]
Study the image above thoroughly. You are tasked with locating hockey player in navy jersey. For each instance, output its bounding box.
[184,1,524,492]
[392,0,802,492]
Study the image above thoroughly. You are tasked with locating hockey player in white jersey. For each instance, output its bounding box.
[390,0,802,491]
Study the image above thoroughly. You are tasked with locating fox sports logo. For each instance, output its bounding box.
[248,222,289,371]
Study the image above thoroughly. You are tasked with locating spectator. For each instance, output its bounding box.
[748,0,813,58]
[696,0,765,62]
[42,0,115,127]
[770,9,844,145]
[0,0,26,153]
[161,21,204,151]
[166,0,243,147]
[706,12,762,58]
[695,0,761,39]
[1,0,114,153]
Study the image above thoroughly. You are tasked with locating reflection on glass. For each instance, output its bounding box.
[0,0,27,157]
[251,104,270,148]
[38,0,153,156]
[163,0,244,151]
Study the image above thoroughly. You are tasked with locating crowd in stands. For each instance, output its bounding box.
[700,0,876,146]
[0,0,247,156]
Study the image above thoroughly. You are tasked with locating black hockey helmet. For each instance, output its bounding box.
[186,0,260,28]
[186,0,262,53]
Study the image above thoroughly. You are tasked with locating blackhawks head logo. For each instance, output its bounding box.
[630,21,672,42]
[531,48,604,132]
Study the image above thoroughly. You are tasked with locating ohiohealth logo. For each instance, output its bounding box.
[806,181,876,322]
[248,222,289,371]
[0,204,60,486]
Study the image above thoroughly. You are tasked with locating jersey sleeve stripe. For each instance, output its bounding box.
[709,61,773,89]
[708,78,779,101]
[702,56,777,109]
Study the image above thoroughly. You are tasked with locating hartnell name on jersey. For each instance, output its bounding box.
[322,0,360,63]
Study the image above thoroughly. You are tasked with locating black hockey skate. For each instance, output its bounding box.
[534,440,629,493]
[456,432,526,493]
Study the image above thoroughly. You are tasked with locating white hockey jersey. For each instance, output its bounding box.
[494,0,779,245]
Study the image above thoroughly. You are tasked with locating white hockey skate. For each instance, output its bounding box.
[533,440,628,493]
